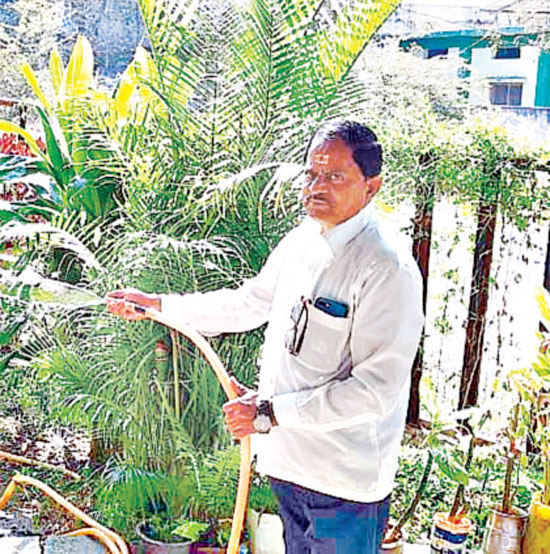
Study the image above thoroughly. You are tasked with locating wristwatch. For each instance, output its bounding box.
[253,399,276,434]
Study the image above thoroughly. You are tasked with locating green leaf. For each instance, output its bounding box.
[435,452,470,486]
[35,106,74,187]
[172,520,209,542]
[0,210,26,223]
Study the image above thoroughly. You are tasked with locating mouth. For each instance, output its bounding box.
[304,194,330,207]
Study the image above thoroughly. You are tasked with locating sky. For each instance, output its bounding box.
[405,0,502,6]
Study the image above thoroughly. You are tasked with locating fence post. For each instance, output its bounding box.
[407,153,435,426]
[544,225,550,294]
[459,191,498,409]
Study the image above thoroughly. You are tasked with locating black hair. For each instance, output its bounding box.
[306,120,382,179]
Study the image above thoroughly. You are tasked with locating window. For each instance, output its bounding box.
[427,48,448,59]
[489,83,523,106]
[494,47,520,59]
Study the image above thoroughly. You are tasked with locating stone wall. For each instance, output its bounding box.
[60,0,147,79]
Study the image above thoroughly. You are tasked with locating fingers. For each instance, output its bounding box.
[222,397,257,439]
[105,289,161,321]
[106,298,147,321]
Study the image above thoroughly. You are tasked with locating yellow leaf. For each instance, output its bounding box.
[375,199,395,213]
[536,286,550,329]
[21,63,52,112]
[49,47,64,97]
[114,75,137,119]
[62,35,94,102]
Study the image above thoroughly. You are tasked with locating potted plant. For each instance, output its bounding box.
[126,446,242,554]
[428,403,494,554]
[134,517,203,553]
[134,517,231,554]
[380,379,471,553]
[522,287,550,553]
[429,424,475,554]
[481,373,531,554]
[247,473,283,554]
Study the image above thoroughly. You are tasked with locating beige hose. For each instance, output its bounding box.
[0,474,128,554]
[146,308,251,554]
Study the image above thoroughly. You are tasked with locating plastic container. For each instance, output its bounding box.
[522,495,550,554]
[430,513,473,554]
[482,508,526,554]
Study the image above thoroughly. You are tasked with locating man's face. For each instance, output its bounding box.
[302,138,381,232]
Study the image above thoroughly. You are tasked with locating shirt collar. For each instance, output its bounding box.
[321,202,375,255]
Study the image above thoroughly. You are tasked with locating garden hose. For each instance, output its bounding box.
[145,307,251,554]
[0,473,128,554]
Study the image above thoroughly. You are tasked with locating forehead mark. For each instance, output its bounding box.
[313,153,329,164]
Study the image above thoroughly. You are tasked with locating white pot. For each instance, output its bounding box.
[247,510,285,554]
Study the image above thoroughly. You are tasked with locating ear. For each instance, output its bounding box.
[366,175,382,198]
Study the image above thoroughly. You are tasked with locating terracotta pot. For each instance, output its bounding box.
[523,496,550,554]
[430,513,473,554]
[133,522,192,554]
[482,507,527,554]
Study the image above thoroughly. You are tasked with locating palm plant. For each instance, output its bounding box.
[123,0,400,230]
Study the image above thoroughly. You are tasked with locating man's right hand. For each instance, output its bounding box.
[106,289,161,321]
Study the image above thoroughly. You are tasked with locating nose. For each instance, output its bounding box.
[304,174,326,193]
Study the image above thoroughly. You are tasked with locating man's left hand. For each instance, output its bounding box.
[222,393,258,440]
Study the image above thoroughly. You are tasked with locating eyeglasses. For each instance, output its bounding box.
[285,297,309,356]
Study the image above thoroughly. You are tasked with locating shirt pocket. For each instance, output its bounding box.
[293,300,351,374]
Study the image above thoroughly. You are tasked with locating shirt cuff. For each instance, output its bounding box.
[272,392,300,428]
[158,293,220,336]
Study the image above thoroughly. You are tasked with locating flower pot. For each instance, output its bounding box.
[523,496,550,554]
[134,522,192,554]
[482,507,527,554]
[378,537,403,553]
[429,513,473,554]
[247,510,284,554]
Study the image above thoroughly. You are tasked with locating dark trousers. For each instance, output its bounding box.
[270,478,390,554]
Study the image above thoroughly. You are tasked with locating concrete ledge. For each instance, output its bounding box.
[44,536,107,553]
[0,536,41,553]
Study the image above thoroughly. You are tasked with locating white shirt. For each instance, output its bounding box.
[161,203,424,502]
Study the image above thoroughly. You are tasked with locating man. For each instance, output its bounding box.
[107,120,424,553]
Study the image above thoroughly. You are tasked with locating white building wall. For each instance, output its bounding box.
[469,45,540,107]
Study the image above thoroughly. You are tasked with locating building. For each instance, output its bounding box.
[383,0,550,37]
[401,29,550,111]
[384,2,550,129]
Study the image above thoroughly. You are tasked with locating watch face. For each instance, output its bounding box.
[253,414,272,433]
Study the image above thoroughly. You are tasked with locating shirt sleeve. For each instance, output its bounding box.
[158,234,290,336]
[271,263,424,432]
